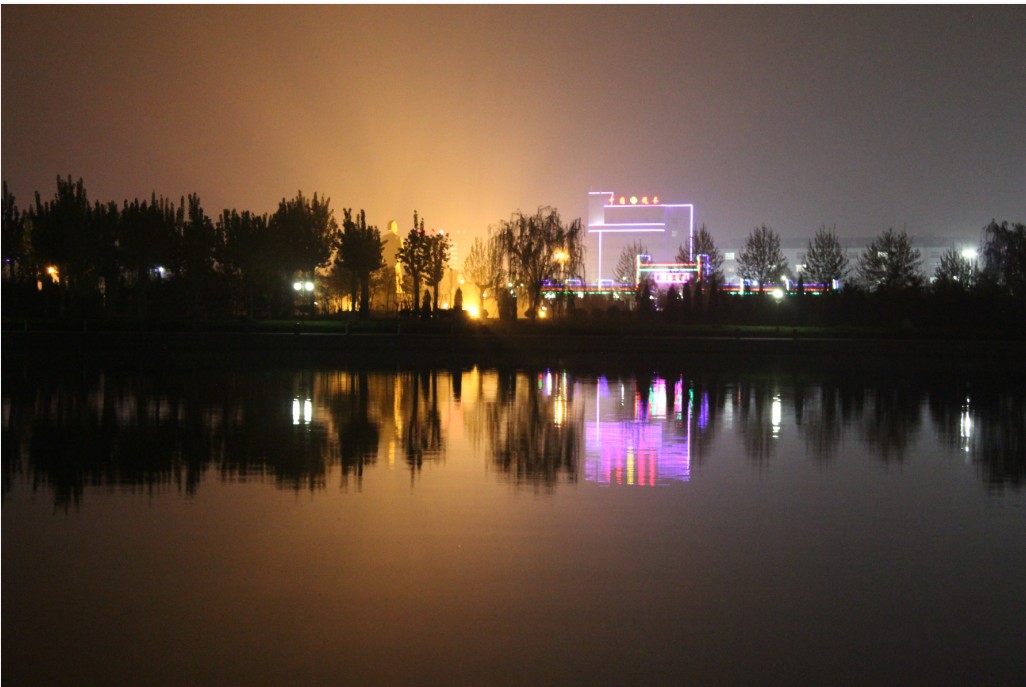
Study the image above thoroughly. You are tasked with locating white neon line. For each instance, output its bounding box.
[593,222,665,227]
[588,228,664,234]
[603,203,694,209]
[589,191,614,195]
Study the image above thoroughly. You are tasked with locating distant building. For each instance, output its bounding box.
[587,191,694,285]
[721,234,981,287]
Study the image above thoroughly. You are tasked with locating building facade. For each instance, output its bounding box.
[587,191,694,285]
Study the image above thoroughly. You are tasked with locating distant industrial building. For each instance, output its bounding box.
[721,235,981,287]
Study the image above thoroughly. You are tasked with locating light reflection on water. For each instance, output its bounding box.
[2,362,1026,685]
[3,364,1025,504]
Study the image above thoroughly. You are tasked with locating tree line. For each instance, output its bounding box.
[2,177,592,322]
[3,176,465,320]
[4,175,1023,331]
[586,220,1024,334]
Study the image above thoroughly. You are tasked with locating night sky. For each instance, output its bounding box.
[3,5,1024,248]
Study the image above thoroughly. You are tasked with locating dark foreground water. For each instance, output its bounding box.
[3,359,1025,686]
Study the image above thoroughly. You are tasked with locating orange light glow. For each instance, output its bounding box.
[641,196,649,204]
[653,196,660,204]
[619,196,626,205]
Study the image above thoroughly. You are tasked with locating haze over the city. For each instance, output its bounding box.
[3,5,1024,248]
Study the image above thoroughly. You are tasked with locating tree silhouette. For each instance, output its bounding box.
[678,224,723,281]
[737,224,787,293]
[175,194,219,317]
[614,241,648,285]
[335,208,384,317]
[980,220,1026,296]
[2,181,31,283]
[856,228,923,291]
[396,211,429,313]
[933,248,974,291]
[216,209,273,318]
[269,191,338,315]
[424,230,452,312]
[462,233,504,316]
[802,224,848,288]
[495,206,584,319]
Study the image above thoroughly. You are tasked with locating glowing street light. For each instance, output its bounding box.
[961,247,978,261]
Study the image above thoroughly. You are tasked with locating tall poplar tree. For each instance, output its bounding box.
[737,224,787,293]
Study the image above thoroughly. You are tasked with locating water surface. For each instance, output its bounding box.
[3,361,1024,685]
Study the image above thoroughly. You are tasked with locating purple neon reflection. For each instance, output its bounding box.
[585,376,691,487]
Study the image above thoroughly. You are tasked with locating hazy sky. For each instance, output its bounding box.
[3,5,1024,248]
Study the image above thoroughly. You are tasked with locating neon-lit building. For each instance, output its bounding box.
[588,191,695,285]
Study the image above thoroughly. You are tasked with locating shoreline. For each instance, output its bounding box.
[3,325,1023,372]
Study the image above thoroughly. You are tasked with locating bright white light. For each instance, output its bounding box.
[304,281,314,292]
[771,395,782,437]
[772,288,785,301]
[293,398,313,425]
[293,282,303,291]
[961,248,978,260]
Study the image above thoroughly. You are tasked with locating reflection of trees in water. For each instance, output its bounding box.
[481,368,582,488]
[5,364,1024,505]
[860,381,921,463]
[928,378,1025,489]
[4,368,220,508]
[688,381,724,464]
[797,382,845,462]
[402,370,445,477]
[320,370,381,490]
[736,383,777,463]
[218,370,336,491]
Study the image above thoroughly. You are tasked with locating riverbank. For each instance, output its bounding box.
[3,318,1023,372]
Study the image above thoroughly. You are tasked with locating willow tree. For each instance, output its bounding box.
[495,206,584,318]
[980,220,1026,296]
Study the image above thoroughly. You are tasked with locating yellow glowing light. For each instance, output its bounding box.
[619,196,626,205]
[553,394,566,426]
[641,196,649,204]
[464,305,479,318]
[554,251,568,262]
[630,196,638,205]
[653,196,660,204]
[538,308,548,319]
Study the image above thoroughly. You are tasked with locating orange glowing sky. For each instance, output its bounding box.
[3,5,1024,250]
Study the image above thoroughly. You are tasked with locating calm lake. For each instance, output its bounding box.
[3,357,1025,685]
